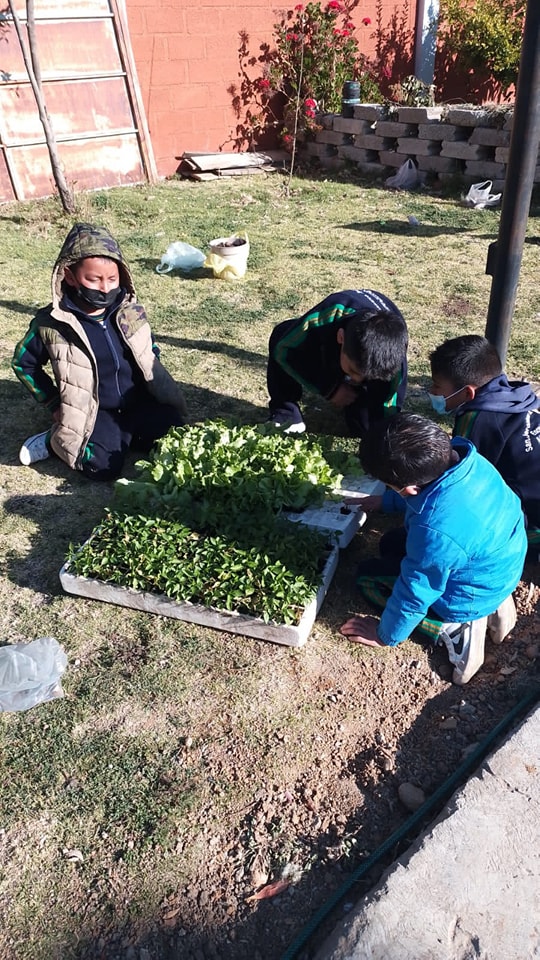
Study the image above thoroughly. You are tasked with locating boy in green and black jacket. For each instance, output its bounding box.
[266,289,408,437]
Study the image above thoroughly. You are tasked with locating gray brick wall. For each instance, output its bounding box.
[308,104,535,189]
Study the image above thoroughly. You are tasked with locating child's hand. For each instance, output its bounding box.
[340,615,386,647]
[330,383,360,408]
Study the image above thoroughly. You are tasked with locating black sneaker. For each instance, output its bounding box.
[437,617,488,685]
[267,409,306,434]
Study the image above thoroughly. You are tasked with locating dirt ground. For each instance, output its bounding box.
[81,540,540,960]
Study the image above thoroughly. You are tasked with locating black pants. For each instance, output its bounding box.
[81,397,184,481]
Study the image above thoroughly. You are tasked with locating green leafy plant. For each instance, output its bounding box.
[67,512,330,625]
[438,0,525,98]
[388,75,435,107]
[114,421,358,537]
[66,422,362,624]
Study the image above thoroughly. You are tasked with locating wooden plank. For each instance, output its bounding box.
[181,151,287,172]
[59,547,339,648]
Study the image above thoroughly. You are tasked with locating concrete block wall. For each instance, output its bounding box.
[307,105,528,192]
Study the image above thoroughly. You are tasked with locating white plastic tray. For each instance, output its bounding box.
[59,545,339,648]
[284,500,366,548]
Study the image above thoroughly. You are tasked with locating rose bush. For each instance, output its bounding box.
[228,1,382,151]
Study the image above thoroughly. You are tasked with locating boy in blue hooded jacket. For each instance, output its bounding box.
[340,413,527,685]
[429,335,539,563]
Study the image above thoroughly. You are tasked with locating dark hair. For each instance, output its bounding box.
[359,413,453,487]
[342,309,408,380]
[430,335,502,388]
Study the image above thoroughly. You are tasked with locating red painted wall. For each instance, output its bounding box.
[124,0,417,178]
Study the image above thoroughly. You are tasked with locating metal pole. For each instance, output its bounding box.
[484,0,540,365]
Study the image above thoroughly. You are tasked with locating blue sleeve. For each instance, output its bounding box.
[382,487,407,513]
[377,524,466,646]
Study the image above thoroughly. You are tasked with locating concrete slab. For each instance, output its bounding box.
[314,705,540,960]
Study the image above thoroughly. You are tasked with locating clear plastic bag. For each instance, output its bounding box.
[385,159,419,190]
[463,180,502,209]
[155,242,206,274]
[205,232,249,280]
[0,637,67,712]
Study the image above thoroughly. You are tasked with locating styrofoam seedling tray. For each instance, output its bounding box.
[59,545,339,648]
[284,500,366,548]
[335,474,386,500]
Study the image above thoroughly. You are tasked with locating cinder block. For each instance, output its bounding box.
[354,134,396,151]
[465,160,506,178]
[316,130,347,145]
[376,121,417,138]
[495,146,510,163]
[353,104,386,121]
[378,150,404,168]
[444,107,501,127]
[319,113,334,130]
[470,128,511,146]
[305,141,337,158]
[418,123,468,141]
[338,145,379,163]
[440,142,491,160]
[397,137,440,156]
[318,155,345,170]
[332,116,371,135]
[503,112,514,131]
[417,155,461,173]
[397,106,443,123]
[355,162,386,177]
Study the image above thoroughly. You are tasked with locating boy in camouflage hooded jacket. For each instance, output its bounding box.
[12,223,187,480]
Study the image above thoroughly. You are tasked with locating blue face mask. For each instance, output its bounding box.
[428,387,463,415]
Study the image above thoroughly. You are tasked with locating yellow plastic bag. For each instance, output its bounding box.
[205,232,249,280]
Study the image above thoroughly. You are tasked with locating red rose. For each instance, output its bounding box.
[362,16,371,25]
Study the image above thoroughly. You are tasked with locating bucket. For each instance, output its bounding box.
[206,232,250,280]
[342,81,361,118]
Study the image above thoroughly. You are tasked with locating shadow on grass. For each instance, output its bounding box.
[340,220,470,237]
[0,298,36,316]
[159,336,266,371]
[132,257,215,280]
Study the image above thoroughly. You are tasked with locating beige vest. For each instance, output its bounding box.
[42,303,186,470]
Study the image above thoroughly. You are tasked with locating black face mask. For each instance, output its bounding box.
[76,284,122,309]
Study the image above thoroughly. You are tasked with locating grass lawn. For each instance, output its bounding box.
[0,170,539,960]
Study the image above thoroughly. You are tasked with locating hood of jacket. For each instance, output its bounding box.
[51,222,135,308]
[461,374,539,415]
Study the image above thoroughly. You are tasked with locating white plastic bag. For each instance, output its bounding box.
[463,180,502,209]
[205,232,250,280]
[0,637,67,712]
[155,241,206,274]
[385,159,419,190]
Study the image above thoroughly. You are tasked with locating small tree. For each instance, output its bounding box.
[7,0,75,212]
[438,0,526,99]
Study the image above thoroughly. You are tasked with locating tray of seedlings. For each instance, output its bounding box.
[60,422,364,646]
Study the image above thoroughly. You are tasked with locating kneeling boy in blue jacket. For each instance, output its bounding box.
[341,413,527,684]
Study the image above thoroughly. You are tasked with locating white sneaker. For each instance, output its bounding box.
[19,431,51,466]
[438,617,488,685]
[487,594,517,644]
